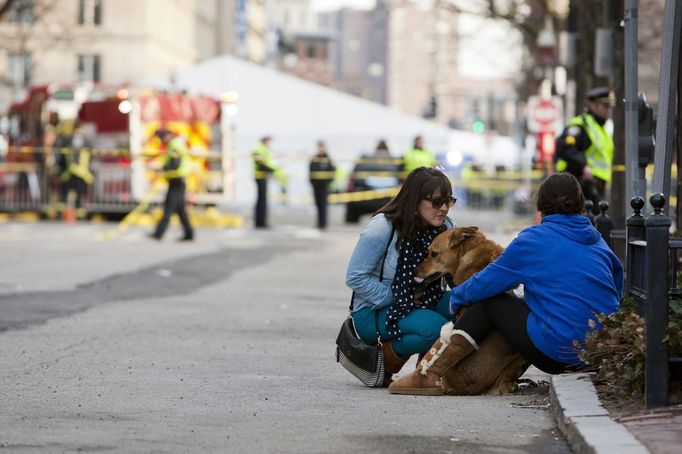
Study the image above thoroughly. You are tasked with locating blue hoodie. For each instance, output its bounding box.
[450,214,623,364]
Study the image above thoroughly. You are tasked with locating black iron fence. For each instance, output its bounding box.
[625,194,679,408]
[587,194,680,408]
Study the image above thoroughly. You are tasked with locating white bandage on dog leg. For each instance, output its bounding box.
[420,323,479,376]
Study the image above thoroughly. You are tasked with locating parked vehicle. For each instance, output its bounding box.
[78,89,233,212]
[344,155,403,223]
[2,84,235,215]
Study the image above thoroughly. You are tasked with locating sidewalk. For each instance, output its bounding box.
[550,373,682,453]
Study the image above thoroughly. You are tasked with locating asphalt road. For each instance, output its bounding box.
[0,208,570,453]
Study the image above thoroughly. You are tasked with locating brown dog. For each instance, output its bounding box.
[414,226,528,395]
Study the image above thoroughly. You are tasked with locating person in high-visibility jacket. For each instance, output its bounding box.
[252,136,280,228]
[309,140,336,230]
[555,87,615,213]
[57,124,94,219]
[402,135,437,175]
[150,129,194,241]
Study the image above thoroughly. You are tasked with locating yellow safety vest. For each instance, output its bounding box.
[252,143,278,180]
[309,155,336,181]
[162,137,190,180]
[403,147,437,173]
[62,149,94,184]
[556,114,614,183]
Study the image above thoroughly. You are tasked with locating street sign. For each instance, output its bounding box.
[527,96,563,133]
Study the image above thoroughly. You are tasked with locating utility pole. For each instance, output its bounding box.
[623,0,639,217]
[604,0,627,237]
[651,0,682,216]
[563,0,578,118]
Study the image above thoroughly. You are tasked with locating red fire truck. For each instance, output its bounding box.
[2,84,234,215]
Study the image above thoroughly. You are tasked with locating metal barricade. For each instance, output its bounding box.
[0,146,226,216]
[0,159,54,213]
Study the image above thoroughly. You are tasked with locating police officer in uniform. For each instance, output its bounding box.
[150,129,194,241]
[308,140,336,230]
[252,136,280,229]
[402,135,437,174]
[555,87,615,213]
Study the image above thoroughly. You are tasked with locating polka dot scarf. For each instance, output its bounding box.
[387,225,447,337]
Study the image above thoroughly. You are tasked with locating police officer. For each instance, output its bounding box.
[252,136,280,229]
[57,121,94,219]
[402,135,437,174]
[555,87,615,213]
[150,129,194,241]
[309,140,336,230]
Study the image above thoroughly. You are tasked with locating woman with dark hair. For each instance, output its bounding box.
[345,167,457,384]
[389,172,623,395]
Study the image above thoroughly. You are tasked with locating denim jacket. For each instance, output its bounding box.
[345,213,454,312]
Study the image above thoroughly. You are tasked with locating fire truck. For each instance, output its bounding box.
[2,84,235,215]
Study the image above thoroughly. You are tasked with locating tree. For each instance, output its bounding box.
[441,1,672,236]
[0,0,20,21]
[440,0,570,97]
[0,0,73,92]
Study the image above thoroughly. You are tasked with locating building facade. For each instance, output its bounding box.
[0,0,236,113]
[321,0,518,134]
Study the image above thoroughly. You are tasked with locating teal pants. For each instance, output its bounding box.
[352,291,453,359]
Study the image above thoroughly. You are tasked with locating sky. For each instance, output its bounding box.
[310,0,521,79]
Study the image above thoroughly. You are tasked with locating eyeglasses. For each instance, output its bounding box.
[423,196,457,209]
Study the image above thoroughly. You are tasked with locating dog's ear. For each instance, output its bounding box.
[448,227,478,248]
[462,226,479,237]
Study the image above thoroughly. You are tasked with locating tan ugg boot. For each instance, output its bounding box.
[388,322,478,396]
[382,341,408,386]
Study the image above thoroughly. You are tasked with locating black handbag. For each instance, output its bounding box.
[336,227,394,387]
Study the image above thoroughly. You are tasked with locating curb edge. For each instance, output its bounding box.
[550,373,650,453]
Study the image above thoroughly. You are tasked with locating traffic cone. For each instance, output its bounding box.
[62,206,77,224]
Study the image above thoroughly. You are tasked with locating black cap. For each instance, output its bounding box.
[586,87,616,106]
[155,128,172,139]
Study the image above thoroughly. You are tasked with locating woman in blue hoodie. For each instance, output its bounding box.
[389,172,623,395]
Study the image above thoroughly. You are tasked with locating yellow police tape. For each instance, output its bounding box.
[5,145,678,215]
[94,206,244,239]
[6,145,223,160]
[328,187,398,203]
[271,177,544,205]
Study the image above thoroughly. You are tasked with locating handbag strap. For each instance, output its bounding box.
[349,226,395,345]
[378,226,395,284]
[348,225,395,312]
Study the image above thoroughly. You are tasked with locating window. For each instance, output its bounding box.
[7,53,32,86]
[6,0,35,23]
[78,0,102,25]
[78,54,101,82]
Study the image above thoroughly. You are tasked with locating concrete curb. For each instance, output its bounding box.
[550,373,649,453]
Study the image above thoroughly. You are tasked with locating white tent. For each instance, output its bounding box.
[171,55,453,205]
[170,55,522,206]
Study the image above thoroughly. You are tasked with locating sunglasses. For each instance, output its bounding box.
[424,196,457,209]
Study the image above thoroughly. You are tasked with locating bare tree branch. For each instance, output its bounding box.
[0,0,19,21]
